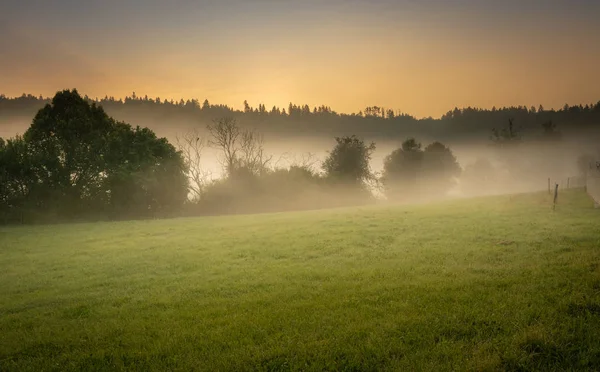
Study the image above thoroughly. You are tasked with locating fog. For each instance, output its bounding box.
[155,122,597,210]
[3,117,594,181]
[2,103,598,223]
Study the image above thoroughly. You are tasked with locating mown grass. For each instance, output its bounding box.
[1,189,600,371]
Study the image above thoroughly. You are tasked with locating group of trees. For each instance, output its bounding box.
[0,90,465,223]
[382,140,461,201]
[1,89,598,224]
[176,122,378,215]
[1,90,188,224]
[179,123,463,215]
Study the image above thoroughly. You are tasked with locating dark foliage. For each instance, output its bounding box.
[2,93,600,142]
[0,90,188,224]
[322,135,376,194]
[1,90,598,223]
[382,138,461,201]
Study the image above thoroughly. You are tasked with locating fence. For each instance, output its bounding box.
[546,164,600,208]
[547,175,586,193]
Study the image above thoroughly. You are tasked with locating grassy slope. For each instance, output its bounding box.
[1,190,600,371]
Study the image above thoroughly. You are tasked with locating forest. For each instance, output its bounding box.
[2,92,600,141]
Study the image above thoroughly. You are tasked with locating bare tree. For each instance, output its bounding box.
[207,117,241,177]
[175,129,211,202]
[239,129,272,176]
[207,117,271,177]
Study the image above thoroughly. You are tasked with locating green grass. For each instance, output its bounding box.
[1,190,600,371]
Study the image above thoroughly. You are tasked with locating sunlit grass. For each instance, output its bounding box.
[1,189,599,371]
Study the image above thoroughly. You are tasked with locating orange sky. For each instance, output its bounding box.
[1,0,599,118]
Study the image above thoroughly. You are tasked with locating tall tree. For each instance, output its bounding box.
[4,89,188,222]
[322,135,376,189]
[104,124,188,218]
[207,117,241,177]
[207,117,271,179]
[24,89,116,214]
[176,129,211,202]
[421,141,461,195]
[381,138,424,200]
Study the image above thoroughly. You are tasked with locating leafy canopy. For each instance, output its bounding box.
[1,89,188,223]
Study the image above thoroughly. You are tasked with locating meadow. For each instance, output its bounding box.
[1,190,600,371]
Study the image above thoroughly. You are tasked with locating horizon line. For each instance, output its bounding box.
[2,90,600,121]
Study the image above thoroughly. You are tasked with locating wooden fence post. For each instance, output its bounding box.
[548,178,551,194]
[567,177,570,189]
[553,183,559,211]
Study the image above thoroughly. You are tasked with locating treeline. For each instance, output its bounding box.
[3,89,594,225]
[1,93,600,140]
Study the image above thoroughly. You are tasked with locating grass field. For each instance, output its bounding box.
[1,190,600,371]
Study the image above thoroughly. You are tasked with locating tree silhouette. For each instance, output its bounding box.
[207,117,271,179]
[421,141,461,195]
[491,118,521,147]
[176,129,211,202]
[382,139,460,200]
[1,89,188,223]
[381,138,424,200]
[322,135,376,189]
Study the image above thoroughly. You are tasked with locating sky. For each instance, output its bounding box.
[1,0,600,118]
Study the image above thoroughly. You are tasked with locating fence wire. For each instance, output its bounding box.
[546,163,599,207]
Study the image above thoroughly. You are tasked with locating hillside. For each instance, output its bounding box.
[1,190,599,371]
